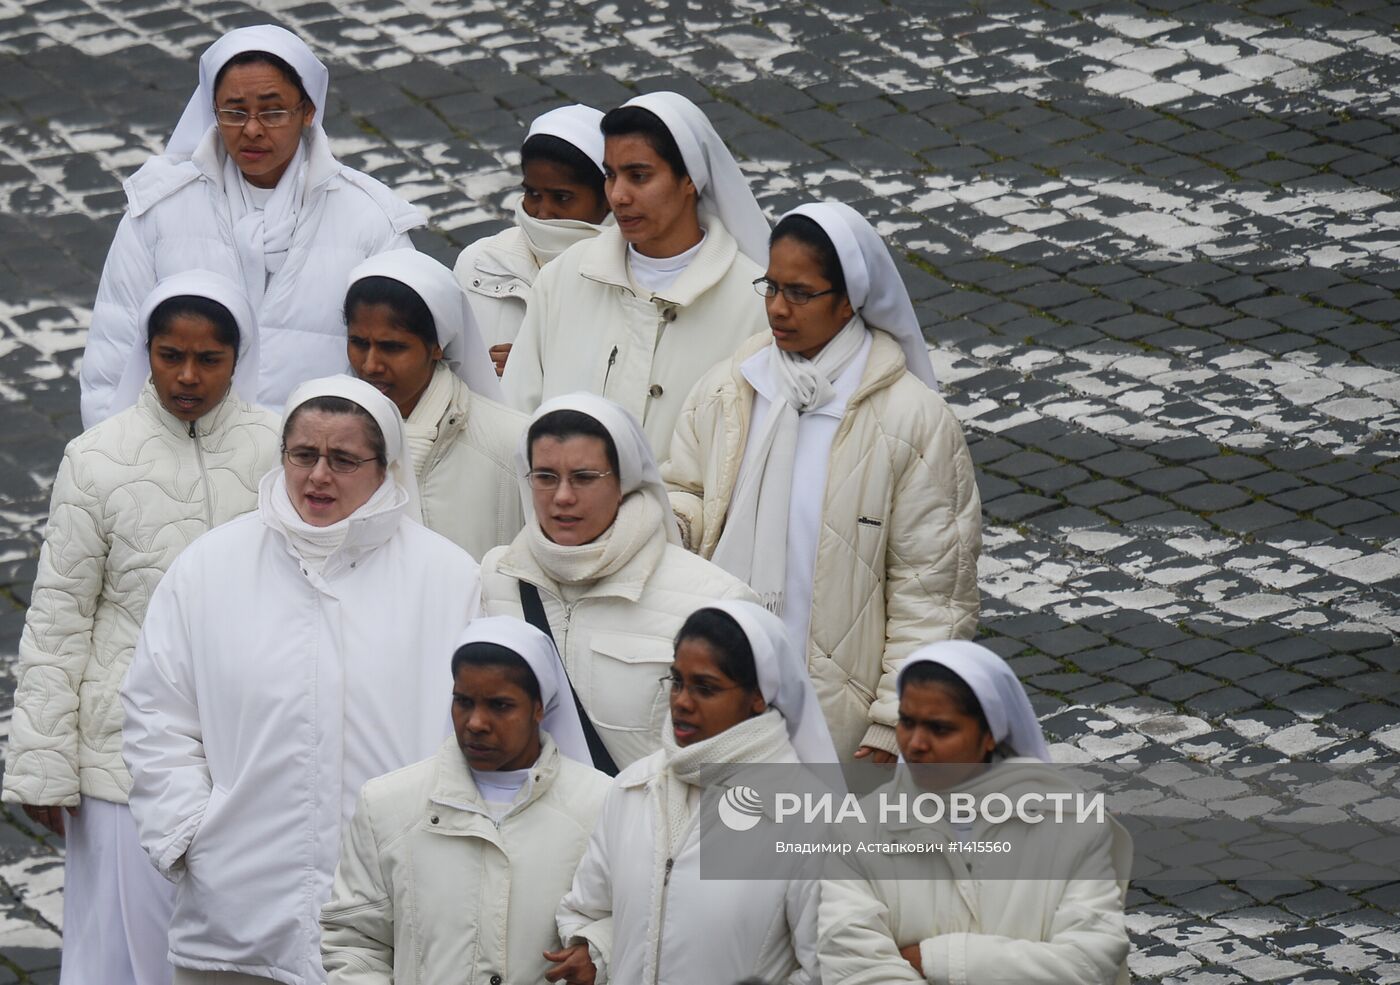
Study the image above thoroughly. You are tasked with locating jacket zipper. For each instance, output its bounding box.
[189,421,213,528]
[653,856,674,983]
[602,346,619,394]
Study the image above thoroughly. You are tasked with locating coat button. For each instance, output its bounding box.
[649,384,663,398]
[473,279,481,287]
[430,815,439,824]
[490,976,502,985]
[663,308,677,322]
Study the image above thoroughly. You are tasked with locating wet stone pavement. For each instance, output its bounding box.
[0,0,1397,980]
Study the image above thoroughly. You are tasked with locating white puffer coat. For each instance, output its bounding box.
[453,227,537,349]
[1,383,279,807]
[479,530,758,771]
[80,127,423,426]
[664,331,982,759]
[500,221,767,457]
[122,498,481,985]
[413,367,526,560]
[321,736,610,985]
[556,748,820,985]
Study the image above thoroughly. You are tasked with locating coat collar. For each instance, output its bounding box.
[577,220,741,307]
[727,329,909,410]
[428,734,562,824]
[466,227,538,283]
[136,379,244,440]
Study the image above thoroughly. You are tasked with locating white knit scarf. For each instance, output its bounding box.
[403,363,456,480]
[644,709,793,983]
[262,469,404,575]
[526,491,663,586]
[514,199,604,267]
[711,316,868,612]
[222,139,308,308]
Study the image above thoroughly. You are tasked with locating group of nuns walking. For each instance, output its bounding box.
[2,22,1130,985]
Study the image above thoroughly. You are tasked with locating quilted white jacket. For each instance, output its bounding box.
[479,526,758,771]
[663,331,982,759]
[500,220,767,458]
[1,383,279,806]
[80,126,423,426]
[321,736,611,985]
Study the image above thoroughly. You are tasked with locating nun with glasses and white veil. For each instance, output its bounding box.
[322,616,613,985]
[502,91,772,458]
[665,201,982,763]
[122,375,482,985]
[81,24,424,428]
[817,641,1133,985]
[553,600,833,985]
[344,248,526,560]
[454,103,616,375]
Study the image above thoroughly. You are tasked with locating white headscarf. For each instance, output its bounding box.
[346,250,501,401]
[110,270,260,419]
[703,600,838,764]
[784,202,937,389]
[452,617,592,766]
[526,104,605,173]
[166,25,329,156]
[897,641,1051,762]
[622,92,770,264]
[517,392,681,546]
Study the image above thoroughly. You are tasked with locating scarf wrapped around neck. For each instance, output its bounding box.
[259,469,406,575]
[711,315,869,612]
[526,490,664,587]
[403,363,456,480]
[643,709,793,983]
[514,199,609,267]
[222,139,308,309]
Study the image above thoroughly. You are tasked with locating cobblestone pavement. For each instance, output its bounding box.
[0,0,1397,980]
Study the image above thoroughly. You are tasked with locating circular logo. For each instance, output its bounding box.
[717,785,764,832]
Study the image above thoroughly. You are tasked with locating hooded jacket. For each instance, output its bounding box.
[664,331,982,758]
[81,127,423,425]
[2,383,279,806]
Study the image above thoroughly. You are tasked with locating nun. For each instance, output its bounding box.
[3,272,278,985]
[550,601,831,985]
[479,392,756,774]
[664,202,982,762]
[122,375,481,985]
[321,617,611,985]
[453,103,614,375]
[81,24,423,426]
[816,642,1132,985]
[345,249,525,560]
[502,91,771,458]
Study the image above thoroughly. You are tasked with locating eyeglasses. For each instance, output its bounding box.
[525,469,613,491]
[283,447,381,474]
[753,277,838,306]
[215,101,306,129]
[659,673,744,702]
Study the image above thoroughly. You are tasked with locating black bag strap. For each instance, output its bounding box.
[518,581,620,777]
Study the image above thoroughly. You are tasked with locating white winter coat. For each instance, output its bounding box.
[453,227,537,349]
[556,748,820,985]
[122,500,481,985]
[664,331,982,759]
[81,127,423,426]
[816,768,1131,985]
[2,384,279,807]
[320,736,610,985]
[479,528,757,770]
[413,367,526,560]
[500,220,767,457]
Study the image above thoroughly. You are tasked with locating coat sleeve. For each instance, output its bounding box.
[556,793,616,984]
[81,213,156,429]
[785,878,823,985]
[864,398,982,753]
[817,877,924,985]
[660,374,711,554]
[2,447,107,807]
[321,788,395,985]
[499,261,550,414]
[120,567,212,879]
[919,877,1128,985]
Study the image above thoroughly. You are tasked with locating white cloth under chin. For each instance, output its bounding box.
[60,797,175,985]
[627,233,705,294]
[470,766,532,822]
[736,330,872,650]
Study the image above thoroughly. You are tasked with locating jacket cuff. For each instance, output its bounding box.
[860,723,899,756]
[921,933,962,985]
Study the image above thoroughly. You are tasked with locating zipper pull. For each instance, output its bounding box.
[663,857,674,885]
[603,346,619,392]
[188,421,196,438]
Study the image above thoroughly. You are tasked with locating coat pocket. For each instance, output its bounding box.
[582,630,674,732]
